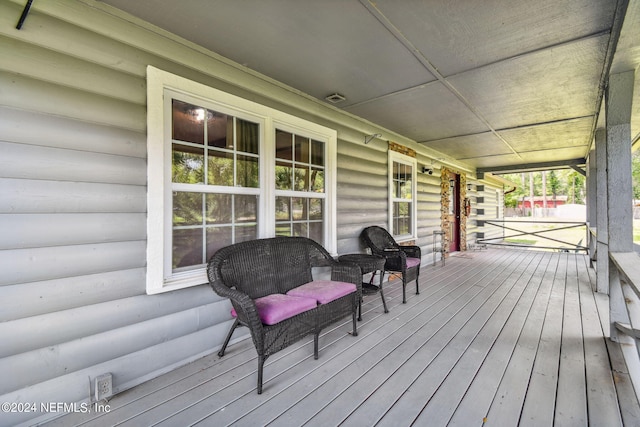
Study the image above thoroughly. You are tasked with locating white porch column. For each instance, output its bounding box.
[586,147,597,268]
[606,70,634,340]
[587,147,597,227]
[606,71,634,253]
[595,128,608,293]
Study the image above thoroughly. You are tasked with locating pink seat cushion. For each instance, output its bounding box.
[406,257,421,269]
[230,293,317,325]
[287,280,357,304]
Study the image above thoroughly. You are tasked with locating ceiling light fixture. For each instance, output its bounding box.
[325,93,346,104]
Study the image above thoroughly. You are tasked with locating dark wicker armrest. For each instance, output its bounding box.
[330,262,362,294]
[400,245,421,259]
[378,249,406,272]
[210,281,263,331]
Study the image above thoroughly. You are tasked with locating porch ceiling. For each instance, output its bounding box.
[99,0,640,172]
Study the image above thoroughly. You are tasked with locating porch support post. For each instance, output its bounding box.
[595,128,608,293]
[586,147,597,228]
[606,70,634,341]
[586,147,597,268]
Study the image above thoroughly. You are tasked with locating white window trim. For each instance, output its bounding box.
[388,150,417,242]
[146,66,337,294]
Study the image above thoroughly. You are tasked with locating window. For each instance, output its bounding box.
[274,129,325,242]
[171,100,260,272]
[147,67,337,294]
[388,151,417,240]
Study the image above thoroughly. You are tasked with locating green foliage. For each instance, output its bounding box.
[500,169,586,206]
[501,152,639,206]
[548,170,560,199]
[503,173,527,208]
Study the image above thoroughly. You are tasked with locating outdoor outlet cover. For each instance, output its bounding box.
[95,373,113,401]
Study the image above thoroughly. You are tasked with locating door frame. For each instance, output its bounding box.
[441,168,467,254]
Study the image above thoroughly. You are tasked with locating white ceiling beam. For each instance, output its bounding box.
[477,158,586,174]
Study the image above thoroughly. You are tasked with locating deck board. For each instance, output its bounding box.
[341,250,526,427]
[411,252,547,426]
[47,249,639,427]
[447,252,553,426]
[519,252,568,426]
[578,254,623,426]
[482,252,558,427]
[555,253,588,426]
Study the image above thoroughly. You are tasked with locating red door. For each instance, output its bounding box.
[448,175,461,252]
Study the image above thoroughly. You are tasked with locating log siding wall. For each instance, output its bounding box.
[0,1,503,425]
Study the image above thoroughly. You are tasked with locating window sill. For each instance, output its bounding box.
[147,268,208,295]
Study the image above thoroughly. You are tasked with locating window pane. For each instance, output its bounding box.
[295,135,309,163]
[235,224,257,243]
[403,167,413,199]
[309,222,323,243]
[275,196,291,221]
[205,226,233,261]
[172,100,204,144]
[237,154,259,188]
[275,224,291,236]
[207,111,232,149]
[276,129,293,161]
[173,144,204,184]
[399,217,410,235]
[173,192,203,226]
[403,180,412,199]
[205,193,232,224]
[293,222,308,237]
[294,166,309,191]
[311,140,324,166]
[292,197,305,221]
[173,228,203,269]
[235,195,257,223]
[276,161,293,190]
[449,180,456,215]
[207,150,234,186]
[397,201,410,218]
[309,198,323,220]
[393,201,411,235]
[310,167,324,193]
[236,119,259,154]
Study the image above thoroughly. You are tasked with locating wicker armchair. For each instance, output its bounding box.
[207,236,361,394]
[360,226,421,303]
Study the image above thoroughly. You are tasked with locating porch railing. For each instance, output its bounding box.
[476,219,588,252]
[609,251,640,399]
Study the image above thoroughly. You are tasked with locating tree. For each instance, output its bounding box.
[549,170,560,203]
[566,171,585,204]
[502,173,527,208]
[500,168,588,214]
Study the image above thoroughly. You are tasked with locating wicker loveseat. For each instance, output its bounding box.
[207,236,361,394]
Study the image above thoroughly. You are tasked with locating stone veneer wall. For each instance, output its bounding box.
[440,168,467,253]
[388,141,416,158]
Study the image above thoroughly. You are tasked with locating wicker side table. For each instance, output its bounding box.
[338,253,388,316]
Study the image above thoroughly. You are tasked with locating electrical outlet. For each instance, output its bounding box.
[95,373,113,401]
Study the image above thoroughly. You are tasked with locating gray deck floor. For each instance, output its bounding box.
[49,248,640,426]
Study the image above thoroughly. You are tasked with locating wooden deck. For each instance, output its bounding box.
[48,248,640,426]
